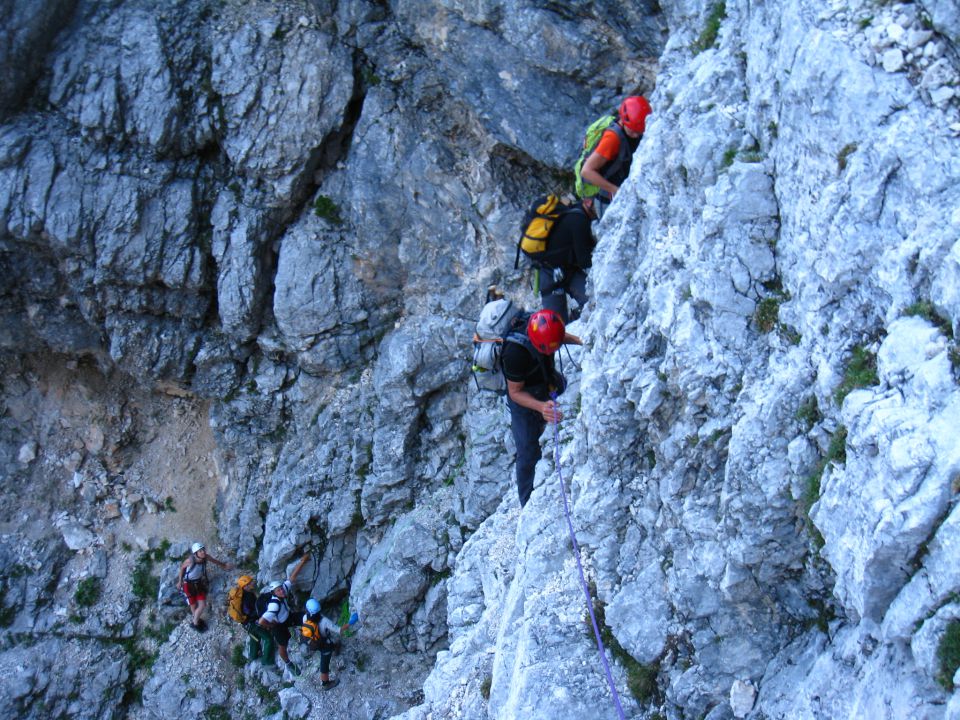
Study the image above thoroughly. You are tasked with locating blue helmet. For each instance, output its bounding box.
[305,598,321,615]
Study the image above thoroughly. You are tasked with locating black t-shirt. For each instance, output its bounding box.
[501,339,554,388]
[539,206,595,271]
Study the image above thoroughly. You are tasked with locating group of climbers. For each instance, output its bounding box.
[157,93,651,697]
[178,547,351,689]
[495,95,651,508]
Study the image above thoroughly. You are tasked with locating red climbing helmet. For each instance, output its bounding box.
[526,310,565,355]
[619,95,651,134]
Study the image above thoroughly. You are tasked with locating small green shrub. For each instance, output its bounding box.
[361,66,381,86]
[231,644,246,668]
[692,2,727,54]
[313,195,344,225]
[119,637,158,672]
[755,297,781,333]
[795,395,822,431]
[0,593,16,628]
[721,147,737,169]
[131,554,160,601]
[800,425,847,547]
[903,301,952,336]
[430,569,452,587]
[75,577,101,608]
[140,619,177,642]
[781,325,802,345]
[937,620,960,689]
[205,706,231,720]
[480,675,492,700]
[950,346,960,377]
[825,425,848,465]
[834,346,878,405]
[586,595,662,704]
[837,143,858,172]
[755,279,792,336]
[626,662,660,704]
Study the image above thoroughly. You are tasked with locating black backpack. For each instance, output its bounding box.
[255,591,277,619]
[514,194,581,269]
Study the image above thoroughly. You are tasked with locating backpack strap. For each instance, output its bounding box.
[599,123,641,188]
[598,123,628,184]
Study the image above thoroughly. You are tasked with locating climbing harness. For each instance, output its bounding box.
[550,392,626,720]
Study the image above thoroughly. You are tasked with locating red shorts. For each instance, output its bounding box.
[182,581,207,606]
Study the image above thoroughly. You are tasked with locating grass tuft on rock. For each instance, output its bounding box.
[692,2,727,54]
[834,345,878,405]
[75,577,101,608]
[937,619,960,690]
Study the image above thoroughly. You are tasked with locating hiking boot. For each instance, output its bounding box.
[189,621,203,633]
[286,661,301,677]
[196,619,208,632]
[321,679,339,691]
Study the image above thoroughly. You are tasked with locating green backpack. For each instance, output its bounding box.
[573,111,617,199]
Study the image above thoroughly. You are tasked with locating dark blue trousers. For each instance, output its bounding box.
[507,394,546,507]
[540,268,588,324]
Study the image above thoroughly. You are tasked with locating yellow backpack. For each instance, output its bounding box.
[301,618,320,641]
[226,585,248,624]
[514,195,576,268]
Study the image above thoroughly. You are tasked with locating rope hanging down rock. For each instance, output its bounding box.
[550,392,626,720]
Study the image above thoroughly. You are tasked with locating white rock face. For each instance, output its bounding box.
[814,318,960,623]
[413,0,960,717]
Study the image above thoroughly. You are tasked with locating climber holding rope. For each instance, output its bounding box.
[501,309,582,507]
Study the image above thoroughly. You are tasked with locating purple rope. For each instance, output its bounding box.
[550,393,626,720]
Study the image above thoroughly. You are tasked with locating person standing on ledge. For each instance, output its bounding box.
[578,95,651,218]
[501,309,582,507]
[177,542,232,632]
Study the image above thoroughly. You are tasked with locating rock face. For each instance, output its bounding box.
[1,0,960,719]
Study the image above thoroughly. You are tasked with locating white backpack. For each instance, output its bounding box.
[471,299,525,392]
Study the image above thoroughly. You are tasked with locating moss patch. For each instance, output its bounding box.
[692,2,727,54]
[75,577,101,608]
[837,142,858,172]
[938,619,960,690]
[834,346,878,405]
[587,595,662,704]
[313,195,344,225]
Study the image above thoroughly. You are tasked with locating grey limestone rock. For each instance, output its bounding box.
[0,638,128,720]
[0,0,78,119]
[351,495,453,653]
